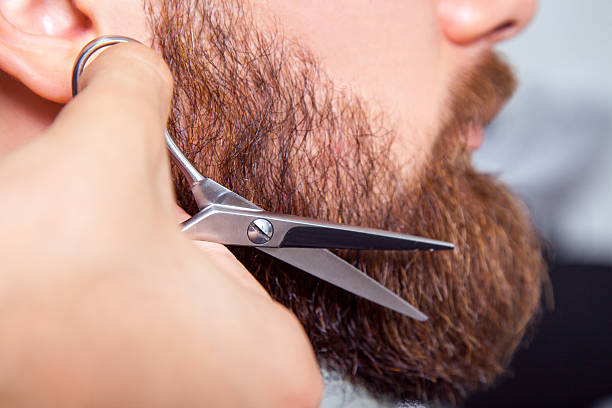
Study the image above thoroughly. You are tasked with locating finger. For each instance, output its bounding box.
[176,205,271,298]
[45,42,174,172]
[175,204,191,223]
[192,240,272,299]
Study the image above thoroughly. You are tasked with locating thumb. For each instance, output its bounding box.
[46,41,174,179]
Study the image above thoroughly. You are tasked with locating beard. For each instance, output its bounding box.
[148,0,546,402]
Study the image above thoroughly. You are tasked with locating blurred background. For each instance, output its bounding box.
[467,0,612,406]
[321,1,612,407]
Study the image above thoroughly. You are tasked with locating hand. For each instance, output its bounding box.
[0,43,322,407]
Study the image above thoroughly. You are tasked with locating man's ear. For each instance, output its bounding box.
[0,0,151,103]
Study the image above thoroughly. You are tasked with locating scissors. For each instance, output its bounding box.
[71,36,454,321]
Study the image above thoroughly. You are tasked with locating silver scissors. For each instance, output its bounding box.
[71,36,453,321]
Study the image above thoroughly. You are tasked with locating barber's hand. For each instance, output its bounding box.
[0,43,321,408]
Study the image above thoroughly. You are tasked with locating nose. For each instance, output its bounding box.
[436,0,537,45]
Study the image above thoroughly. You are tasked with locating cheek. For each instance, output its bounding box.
[253,0,449,177]
[88,1,151,44]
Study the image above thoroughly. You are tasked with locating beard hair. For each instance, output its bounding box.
[147,0,547,402]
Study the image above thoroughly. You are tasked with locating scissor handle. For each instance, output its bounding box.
[71,36,140,97]
[71,36,205,187]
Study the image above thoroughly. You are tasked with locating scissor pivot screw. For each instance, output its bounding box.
[247,219,274,244]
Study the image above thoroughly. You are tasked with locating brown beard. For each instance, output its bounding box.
[148,0,546,403]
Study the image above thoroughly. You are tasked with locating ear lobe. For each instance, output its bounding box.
[0,0,95,103]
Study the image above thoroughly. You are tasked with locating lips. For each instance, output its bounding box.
[465,95,507,151]
[461,90,509,151]
[448,52,517,152]
[463,87,510,152]
[466,124,484,151]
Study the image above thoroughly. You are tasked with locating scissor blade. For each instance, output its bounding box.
[190,178,262,211]
[279,224,453,251]
[257,247,428,321]
[183,205,454,251]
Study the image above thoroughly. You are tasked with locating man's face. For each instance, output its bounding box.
[247,0,455,175]
[0,0,544,403]
[144,0,545,403]
[237,0,536,168]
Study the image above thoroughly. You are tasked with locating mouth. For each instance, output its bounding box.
[466,124,485,151]
[464,91,510,151]
[450,52,517,153]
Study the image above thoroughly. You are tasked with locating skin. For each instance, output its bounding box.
[0,43,322,407]
[0,0,537,406]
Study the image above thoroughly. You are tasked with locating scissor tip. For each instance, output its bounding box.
[397,305,429,321]
[441,242,455,250]
[414,312,429,322]
[427,240,454,251]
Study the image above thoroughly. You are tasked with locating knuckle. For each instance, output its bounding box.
[89,42,174,102]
